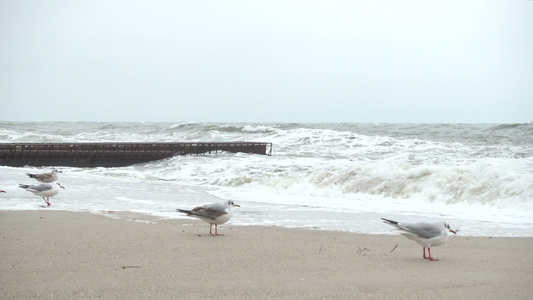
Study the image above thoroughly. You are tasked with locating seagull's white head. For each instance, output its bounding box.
[226,200,240,207]
[445,222,456,234]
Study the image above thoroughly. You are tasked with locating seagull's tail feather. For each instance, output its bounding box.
[381,218,404,231]
[381,218,399,225]
[18,184,30,189]
[176,208,193,215]
[381,218,418,238]
[26,173,37,179]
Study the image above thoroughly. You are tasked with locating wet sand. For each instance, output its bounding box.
[1,211,532,299]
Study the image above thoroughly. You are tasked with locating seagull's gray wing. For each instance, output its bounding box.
[192,203,227,220]
[27,172,58,183]
[19,183,52,192]
[32,183,55,192]
[400,222,443,239]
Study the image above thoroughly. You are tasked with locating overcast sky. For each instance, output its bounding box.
[1,1,532,123]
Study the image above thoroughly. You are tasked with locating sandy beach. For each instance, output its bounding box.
[1,211,532,299]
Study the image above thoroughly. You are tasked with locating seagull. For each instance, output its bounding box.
[381,218,456,261]
[19,182,65,206]
[177,200,240,236]
[26,169,62,183]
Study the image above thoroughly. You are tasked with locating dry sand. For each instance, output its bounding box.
[1,210,532,299]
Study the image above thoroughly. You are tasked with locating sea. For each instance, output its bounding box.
[1,122,532,237]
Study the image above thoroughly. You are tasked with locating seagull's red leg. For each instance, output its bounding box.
[427,248,439,261]
[215,225,221,236]
[42,197,51,206]
[423,247,429,259]
[215,225,224,236]
[209,224,215,236]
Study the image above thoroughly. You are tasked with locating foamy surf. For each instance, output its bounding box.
[1,122,532,236]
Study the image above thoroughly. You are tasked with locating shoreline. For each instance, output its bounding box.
[1,210,533,299]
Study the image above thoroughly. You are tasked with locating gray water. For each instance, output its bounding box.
[1,122,532,236]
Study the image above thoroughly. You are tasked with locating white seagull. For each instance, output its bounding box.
[177,200,240,236]
[26,169,62,183]
[382,218,456,261]
[19,182,65,206]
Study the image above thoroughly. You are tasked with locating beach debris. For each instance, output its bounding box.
[390,244,398,253]
[357,247,370,253]
[318,243,324,255]
[176,200,240,236]
[121,266,141,269]
[381,218,456,261]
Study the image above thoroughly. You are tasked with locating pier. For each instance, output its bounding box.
[0,142,272,168]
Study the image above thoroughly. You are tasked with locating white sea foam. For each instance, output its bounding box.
[1,122,532,236]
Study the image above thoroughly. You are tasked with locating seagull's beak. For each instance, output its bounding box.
[60,185,66,189]
[449,229,457,234]
[234,204,241,207]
